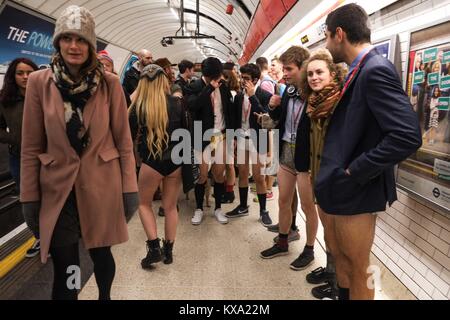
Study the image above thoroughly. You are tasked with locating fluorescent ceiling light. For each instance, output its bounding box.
[170,7,179,19]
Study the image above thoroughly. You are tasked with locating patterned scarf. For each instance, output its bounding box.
[306,83,341,120]
[51,53,103,155]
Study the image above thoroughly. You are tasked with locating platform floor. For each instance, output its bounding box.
[79,187,416,300]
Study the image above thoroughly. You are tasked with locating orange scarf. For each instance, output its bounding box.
[306,83,341,120]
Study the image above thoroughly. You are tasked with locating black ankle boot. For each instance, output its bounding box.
[162,239,174,265]
[141,238,162,269]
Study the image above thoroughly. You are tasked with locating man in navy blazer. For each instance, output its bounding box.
[315,4,422,300]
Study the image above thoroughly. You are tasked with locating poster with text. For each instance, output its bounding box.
[0,5,55,72]
[0,4,108,74]
[398,21,450,212]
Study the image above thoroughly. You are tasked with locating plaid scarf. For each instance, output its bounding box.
[51,53,103,155]
[306,83,341,120]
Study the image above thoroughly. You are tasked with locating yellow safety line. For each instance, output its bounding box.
[0,237,36,278]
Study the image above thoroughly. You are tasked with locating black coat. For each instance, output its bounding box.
[129,95,187,162]
[269,89,311,172]
[234,87,272,153]
[175,76,189,96]
[185,78,234,150]
[0,97,24,156]
[314,49,422,215]
[122,66,140,96]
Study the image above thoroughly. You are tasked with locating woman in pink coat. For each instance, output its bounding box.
[20,6,138,300]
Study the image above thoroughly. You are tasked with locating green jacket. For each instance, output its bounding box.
[309,101,338,185]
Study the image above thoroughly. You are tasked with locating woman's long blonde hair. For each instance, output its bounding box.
[130,73,170,160]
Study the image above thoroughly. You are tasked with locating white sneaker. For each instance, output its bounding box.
[214,208,228,224]
[191,209,203,225]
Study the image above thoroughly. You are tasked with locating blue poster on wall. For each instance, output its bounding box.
[0,5,55,71]
[374,39,391,60]
[0,4,109,73]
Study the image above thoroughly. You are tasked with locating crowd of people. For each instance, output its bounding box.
[0,3,422,300]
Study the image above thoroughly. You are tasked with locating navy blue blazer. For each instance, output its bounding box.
[314,49,422,215]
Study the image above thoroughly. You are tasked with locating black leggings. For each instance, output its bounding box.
[49,243,116,300]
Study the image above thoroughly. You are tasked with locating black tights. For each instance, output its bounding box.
[49,243,116,300]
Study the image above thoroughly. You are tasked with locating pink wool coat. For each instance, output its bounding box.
[20,69,138,263]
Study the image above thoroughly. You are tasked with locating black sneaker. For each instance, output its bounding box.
[266,223,279,233]
[290,250,314,270]
[273,228,300,243]
[141,240,162,269]
[222,191,235,204]
[259,210,272,226]
[225,205,249,218]
[25,239,40,258]
[260,243,289,259]
[306,267,336,284]
[311,282,338,300]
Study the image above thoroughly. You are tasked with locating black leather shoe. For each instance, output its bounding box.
[306,267,336,284]
[311,281,338,300]
[162,239,174,265]
[141,239,162,269]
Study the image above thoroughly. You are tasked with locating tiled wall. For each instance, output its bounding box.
[369,0,450,300]
[372,189,450,300]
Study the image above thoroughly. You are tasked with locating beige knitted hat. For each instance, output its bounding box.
[53,5,96,50]
[141,64,167,81]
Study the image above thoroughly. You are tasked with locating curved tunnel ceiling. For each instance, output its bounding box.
[15,0,260,63]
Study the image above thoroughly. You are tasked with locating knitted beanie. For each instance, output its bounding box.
[53,5,96,50]
[141,64,166,81]
[97,50,114,64]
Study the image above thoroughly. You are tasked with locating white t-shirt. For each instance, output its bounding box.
[241,81,260,132]
[212,87,225,131]
[242,94,251,131]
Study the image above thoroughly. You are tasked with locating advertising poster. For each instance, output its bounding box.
[0,4,108,74]
[398,21,450,212]
[374,39,391,60]
[373,35,401,76]
[0,5,55,72]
